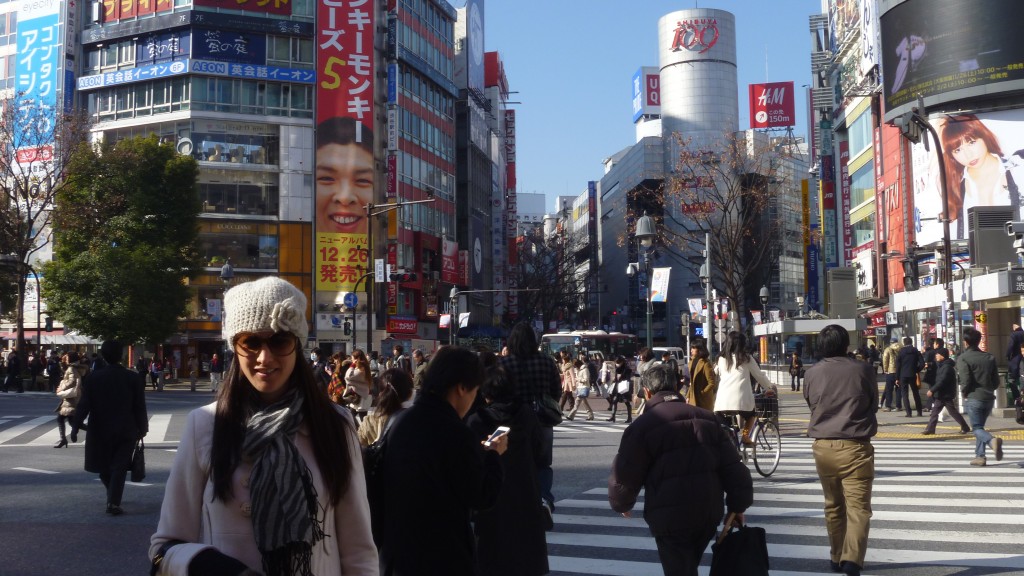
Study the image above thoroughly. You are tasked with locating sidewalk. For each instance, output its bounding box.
[763,368,1024,441]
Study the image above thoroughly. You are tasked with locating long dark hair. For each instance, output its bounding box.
[375,368,414,417]
[721,331,751,370]
[211,342,354,505]
[506,322,538,358]
[690,337,710,361]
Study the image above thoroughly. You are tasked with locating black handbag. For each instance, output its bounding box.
[130,439,146,483]
[534,394,563,427]
[709,513,770,576]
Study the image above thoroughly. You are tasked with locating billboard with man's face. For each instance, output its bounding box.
[314,0,376,307]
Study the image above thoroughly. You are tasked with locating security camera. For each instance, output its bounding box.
[1007,221,1024,236]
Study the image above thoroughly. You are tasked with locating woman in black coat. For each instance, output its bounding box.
[377,346,507,576]
[607,356,634,423]
[466,366,549,576]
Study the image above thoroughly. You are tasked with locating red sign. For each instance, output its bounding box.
[749,81,796,128]
[839,141,852,264]
[645,73,661,107]
[669,18,719,54]
[15,146,53,164]
[386,154,397,198]
[387,317,418,334]
[441,238,459,284]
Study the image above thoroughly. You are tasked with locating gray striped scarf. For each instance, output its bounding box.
[242,389,324,576]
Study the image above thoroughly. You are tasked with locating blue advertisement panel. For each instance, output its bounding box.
[16,3,60,138]
[192,29,266,65]
[77,59,314,91]
[135,31,191,64]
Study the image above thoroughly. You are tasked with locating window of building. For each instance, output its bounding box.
[197,169,280,218]
[848,112,873,158]
[850,161,874,207]
[197,222,279,271]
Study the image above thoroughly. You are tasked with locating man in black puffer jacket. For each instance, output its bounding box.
[609,364,752,576]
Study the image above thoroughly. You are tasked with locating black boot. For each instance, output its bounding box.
[53,438,67,448]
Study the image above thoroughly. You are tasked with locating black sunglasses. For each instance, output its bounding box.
[235,332,298,357]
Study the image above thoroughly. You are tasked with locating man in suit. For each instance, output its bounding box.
[920,338,943,392]
[71,340,149,515]
[1005,323,1024,401]
[895,337,924,417]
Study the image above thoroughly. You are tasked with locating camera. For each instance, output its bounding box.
[1006,221,1024,236]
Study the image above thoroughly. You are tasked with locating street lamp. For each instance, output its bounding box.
[627,212,657,350]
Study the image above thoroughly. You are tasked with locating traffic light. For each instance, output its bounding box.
[902,259,920,291]
[343,321,352,335]
[388,272,417,282]
[44,316,53,331]
[893,111,922,144]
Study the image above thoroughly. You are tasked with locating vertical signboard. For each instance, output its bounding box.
[839,141,852,265]
[315,0,375,312]
[16,0,60,162]
[442,238,459,284]
[631,66,661,122]
[505,109,518,318]
[820,152,838,269]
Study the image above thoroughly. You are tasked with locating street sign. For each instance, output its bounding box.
[375,259,385,283]
[343,292,358,309]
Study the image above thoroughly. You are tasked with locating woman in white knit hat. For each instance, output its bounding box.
[150,277,378,576]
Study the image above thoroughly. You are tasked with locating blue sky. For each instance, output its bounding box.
[478,0,822,208]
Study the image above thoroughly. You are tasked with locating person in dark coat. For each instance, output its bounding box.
[1005,323,1024,400]
[920,338,942,392]
[895,337,924,417]
[70,340,149,515]
[609,364,753,576]
[466,365,548,576]
[2,347,22,392]
[922,347,970,435]
[377,346,506,576]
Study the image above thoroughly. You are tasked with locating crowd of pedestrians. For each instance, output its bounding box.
[14,274,1022,575]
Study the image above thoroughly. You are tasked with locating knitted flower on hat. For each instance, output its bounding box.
[223,277,309,344]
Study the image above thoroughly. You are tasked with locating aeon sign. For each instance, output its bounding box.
[669,19,719,54]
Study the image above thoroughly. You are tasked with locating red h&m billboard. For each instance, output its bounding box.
[749,81,795,128]
[441,238,459,284]
[314,0,375,304]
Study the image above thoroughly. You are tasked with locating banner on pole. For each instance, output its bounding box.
[650,267,671,303]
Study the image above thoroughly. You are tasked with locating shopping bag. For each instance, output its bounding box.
[709,513,769,576]
[130,439,146,483]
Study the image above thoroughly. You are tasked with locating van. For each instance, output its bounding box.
[653,347,686,362]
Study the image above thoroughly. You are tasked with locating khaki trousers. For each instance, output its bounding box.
[812,438,874,568]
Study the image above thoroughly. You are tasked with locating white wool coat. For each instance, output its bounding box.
[712,356,773,413]
[150,402,378,575]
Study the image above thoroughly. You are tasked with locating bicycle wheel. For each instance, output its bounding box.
[753,419,781,477]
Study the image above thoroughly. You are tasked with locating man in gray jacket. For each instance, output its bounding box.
[804,324,877,576]
[956,327,1004,466]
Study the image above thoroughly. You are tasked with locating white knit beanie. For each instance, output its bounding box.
[222,277,308,344]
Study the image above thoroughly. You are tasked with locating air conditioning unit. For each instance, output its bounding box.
[968,205,1016,269]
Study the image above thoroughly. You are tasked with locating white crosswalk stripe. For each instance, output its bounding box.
[546,437,1024,575]
[0,413,176,447]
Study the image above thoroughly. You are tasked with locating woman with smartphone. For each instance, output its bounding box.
[466,366,549,576]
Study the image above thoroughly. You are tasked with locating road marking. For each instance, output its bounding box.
[148,413,172,443]
[0,416,54,444]
[12,467,58,474]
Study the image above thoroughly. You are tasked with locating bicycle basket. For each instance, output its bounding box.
[754,395,778,418]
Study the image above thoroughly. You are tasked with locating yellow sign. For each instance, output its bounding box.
[316,232,368,291]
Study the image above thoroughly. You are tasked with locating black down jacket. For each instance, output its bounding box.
[608,391,752,537]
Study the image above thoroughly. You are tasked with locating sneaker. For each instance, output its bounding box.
[540,500,553,531]
[993,437,1004,461]
[970,456,987,466]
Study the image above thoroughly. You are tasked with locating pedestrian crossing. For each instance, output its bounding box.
[546,437,1024,575]
[0,409,633,446]
[0,413,176,447]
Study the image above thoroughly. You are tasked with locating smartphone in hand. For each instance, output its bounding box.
[484,426,510,447]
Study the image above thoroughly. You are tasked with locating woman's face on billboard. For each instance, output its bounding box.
[950,137,989,170]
